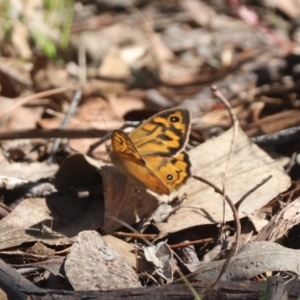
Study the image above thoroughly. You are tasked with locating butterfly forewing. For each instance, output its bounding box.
[111,131,170,195]
[129,109,191,156]
[111,130,145,165]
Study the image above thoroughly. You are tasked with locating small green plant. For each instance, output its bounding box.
[0,0,74,59]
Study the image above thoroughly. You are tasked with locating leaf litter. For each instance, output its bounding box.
[1,0,300,298]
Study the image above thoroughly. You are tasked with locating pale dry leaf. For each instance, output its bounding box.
[103,235,137,268]
[25,256,65,277]
[0,162,58,182]
[0,176,29,189]
[5,102,45,131]
[263,0,300,19]
[108,94,146,119]
[255,197,300,242]
[189,241,300,281]
[180,244,200,272]
[180,0,216,27]
[120,44,149,65]
[65,230,141,291]
[144,241,174,283]
[104,235,155,275]
[98,46,131,93]
[11,19,32,59]
[245,214,269,233]
[99,46,131,78]
[155,127,291,234]
[70,20,146,65]
[151,203,174,223]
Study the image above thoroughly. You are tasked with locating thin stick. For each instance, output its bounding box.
[0,128,108,140]
[47,90,82,164]
[211,86,240,245]
[170,237,215,249]
[0,62,33,88]
[78,34,87,84]
[251,125,300,146]
[192,175,241,247]
[201,86,240,297]
[87,121,140,156]
[235,175,273,210]
[211,85,240,252]
[0,87,69,119]
[192,175,239,297]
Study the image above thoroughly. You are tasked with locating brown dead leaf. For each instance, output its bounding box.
[246,110,300,136]
[0,288,7,300]
[101,165,159,232]
[4,100,46,131]
[26,241,55,256]
[54,153,159,232]
[31,57,73,102]
[54,153,103,192]
[16,256,65,278]
[0,74,18,98]
[39,97,120,131]
[0,193,104,250]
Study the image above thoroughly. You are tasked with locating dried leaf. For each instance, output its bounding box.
[0,194,104,250]
[0,162,58,182]
[189,241,300,281]
[65,231,141,291]
[54,153,158,232]
[155,127,291,234]
[144,241,174,283]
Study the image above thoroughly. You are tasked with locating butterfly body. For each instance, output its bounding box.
[110,109,191,195]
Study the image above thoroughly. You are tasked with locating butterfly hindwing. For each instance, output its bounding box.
[145,152,191,190]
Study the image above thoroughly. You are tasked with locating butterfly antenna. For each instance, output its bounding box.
[103,118,113,166]
[86,118,112,157]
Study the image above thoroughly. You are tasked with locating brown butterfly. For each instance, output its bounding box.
[110,109,191,195]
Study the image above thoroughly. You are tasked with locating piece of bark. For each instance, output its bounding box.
[266,276,288,300]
